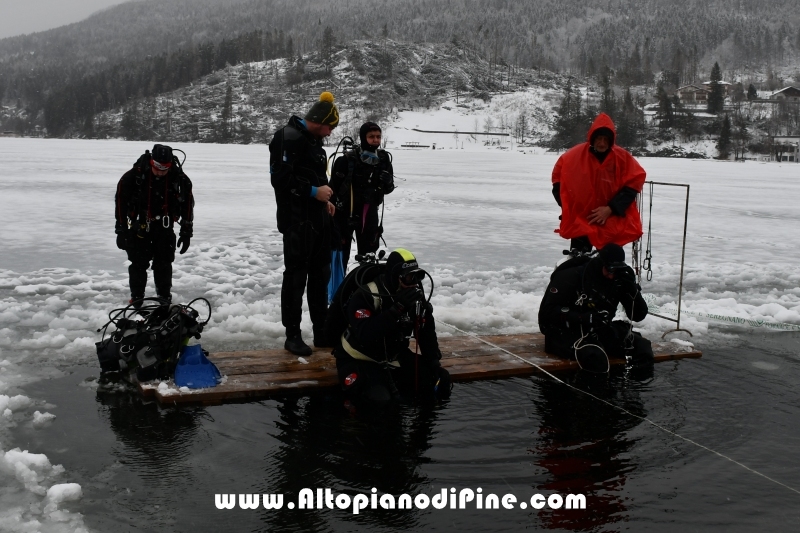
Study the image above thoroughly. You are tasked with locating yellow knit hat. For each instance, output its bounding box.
[305,91,339,127]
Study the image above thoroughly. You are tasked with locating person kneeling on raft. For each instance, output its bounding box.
[538,243,653,372]
[329,249,452,403]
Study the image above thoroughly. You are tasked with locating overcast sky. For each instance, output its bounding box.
[0,0,131,39]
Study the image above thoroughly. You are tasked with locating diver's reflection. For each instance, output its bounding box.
[257,393,444,532]
[531,366,652,531]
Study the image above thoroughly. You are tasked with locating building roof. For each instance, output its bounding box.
[771,86,800,97]
[677,84,708,93]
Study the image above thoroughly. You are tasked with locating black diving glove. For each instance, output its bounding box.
[582,310,610,328]
[380,170,395,194]
[177,235,191,254]
[419,300,433,317]
[392,287,423,315]
[115,232,128,250]
[178,222,192,254]
[614,266,638,294]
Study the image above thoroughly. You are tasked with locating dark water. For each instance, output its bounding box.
[18,332,800,532]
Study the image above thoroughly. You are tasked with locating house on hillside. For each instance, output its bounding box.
[770,136,800,162]
[701,80,732,96]
[675,84,709,104]
[769,87,800,102]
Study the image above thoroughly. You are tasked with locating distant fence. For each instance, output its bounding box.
[411,128,509,136]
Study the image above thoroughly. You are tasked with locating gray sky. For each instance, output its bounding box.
[0,0,131,39]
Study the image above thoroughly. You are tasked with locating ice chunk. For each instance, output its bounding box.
[669,338,694,347]
[1,448,63,495]
[751,361,779,371]
[32,411,56,428]
[78,377,99,390]
[0,394,32,413]
[43,483,83,513]
[157,382,179,396]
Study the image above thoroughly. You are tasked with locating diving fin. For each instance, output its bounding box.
[174,345,221,389]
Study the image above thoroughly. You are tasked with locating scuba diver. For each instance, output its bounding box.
[115,144,194,308]
[329,121,395,268]
[538,244,653,373]
[324,248,451,404]
[269,91,339,356]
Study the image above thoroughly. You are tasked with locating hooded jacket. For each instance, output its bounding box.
[552,113,646,248]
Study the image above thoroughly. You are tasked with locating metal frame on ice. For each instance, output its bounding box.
[632,181,692,338]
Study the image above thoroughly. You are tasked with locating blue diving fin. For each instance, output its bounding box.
[328,248,345,304]
[174,345,221,389]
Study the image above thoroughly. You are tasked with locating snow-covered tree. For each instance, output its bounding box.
[716,114,732,159]
[707,62,725,114]
[321,26,336,74]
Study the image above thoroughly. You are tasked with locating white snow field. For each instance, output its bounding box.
[0,136,799,530]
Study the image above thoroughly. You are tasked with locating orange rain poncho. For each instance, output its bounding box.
[552,113,646,249]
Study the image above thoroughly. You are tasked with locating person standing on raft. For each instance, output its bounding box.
[551,112,646,256]
[269,91,339,356]
[115,144,194,308]
[330,121,395,268]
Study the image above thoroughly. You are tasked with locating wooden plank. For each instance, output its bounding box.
[447,360,553,381]
[654,350,703,362]
[214,358,335,376]
[219,368,337,384]
[139,383,157,399]
[156,375,340,405]
[210,347,332,362]
[441,352,541,367]
[139,333,702,405]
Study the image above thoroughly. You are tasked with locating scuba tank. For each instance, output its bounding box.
[323,253,386,347]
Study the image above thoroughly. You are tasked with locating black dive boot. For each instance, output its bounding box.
[313,328,332,348]
[129,295,144,310]
[129,296,150,317]
[285,335,312,356]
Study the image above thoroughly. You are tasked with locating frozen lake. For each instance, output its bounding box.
[1,138,798,272]
[1,138,799,532]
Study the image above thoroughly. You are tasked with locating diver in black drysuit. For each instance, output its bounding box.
[115,144,194,305]
[269,113,335,354]
[330,121,395,267]
[330,249,451,403]
[538,244,653,372]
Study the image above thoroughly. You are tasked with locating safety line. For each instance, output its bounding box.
[435,318,800,496]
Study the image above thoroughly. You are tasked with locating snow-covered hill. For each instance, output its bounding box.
[87,40,565,145]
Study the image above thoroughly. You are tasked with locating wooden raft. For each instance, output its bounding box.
[139,333,701,405]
